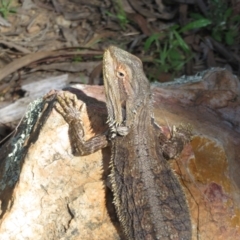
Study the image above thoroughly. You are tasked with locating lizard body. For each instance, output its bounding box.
[56,46,192,240]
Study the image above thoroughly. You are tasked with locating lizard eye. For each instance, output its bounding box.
[117,71,125,78]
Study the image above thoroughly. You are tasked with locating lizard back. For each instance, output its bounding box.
[110,109,192,240]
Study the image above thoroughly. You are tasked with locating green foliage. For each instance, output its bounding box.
[144,24,193,77]
[115,0,128,30]
[144,33,162,51]
[106,0,129,30]
[0,0,16,19]
[72,55,82,62]
[93,55,103,59]
[179,18,212,32]
[143,0,239,80]
[191,0,240,45]
[116,12,128,30]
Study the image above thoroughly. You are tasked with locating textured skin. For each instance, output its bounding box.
[56,46,192,240]
[103,46,192,240]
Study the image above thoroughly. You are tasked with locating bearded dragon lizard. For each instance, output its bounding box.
[56,46,192,240]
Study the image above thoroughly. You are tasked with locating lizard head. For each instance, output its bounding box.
[103,46,151,134]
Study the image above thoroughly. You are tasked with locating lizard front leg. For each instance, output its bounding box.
[153,119,192,159]
[162,125,192,159]
[55,92,109,156]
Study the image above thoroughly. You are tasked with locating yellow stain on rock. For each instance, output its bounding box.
[230,208,240,228]
[189,136,229,192]
[189,135,240,233]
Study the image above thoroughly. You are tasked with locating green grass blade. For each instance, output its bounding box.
[173,30,190,52]
[144,33,162,51]
[180,19,212,33]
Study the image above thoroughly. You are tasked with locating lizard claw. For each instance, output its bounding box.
[55,91,84,124]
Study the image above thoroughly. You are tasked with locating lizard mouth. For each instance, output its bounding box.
[121,107,126,123]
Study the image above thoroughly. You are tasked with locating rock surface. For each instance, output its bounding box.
[0,68,240,240]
